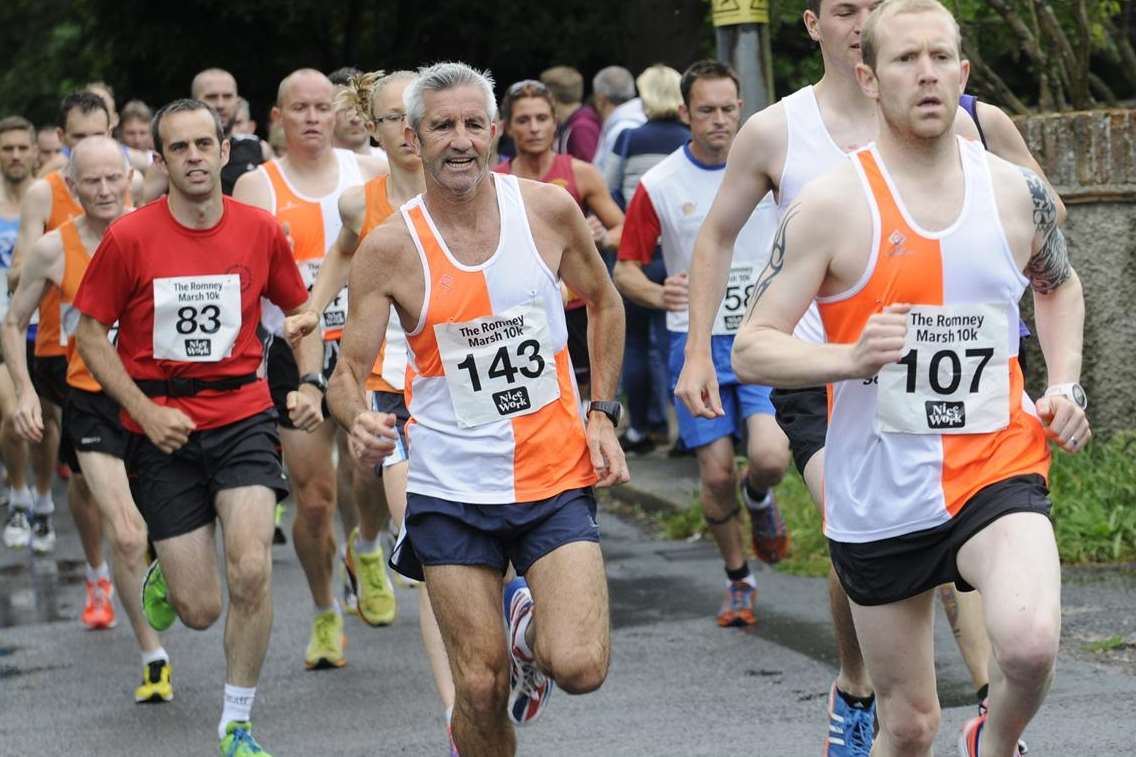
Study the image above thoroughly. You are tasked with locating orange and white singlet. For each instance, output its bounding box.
[817,138,1050,543]
[34,171,83,358]
[258,148,363,340]
[56,220,112,392]
[359,176,408,393]
[400,174,597,503]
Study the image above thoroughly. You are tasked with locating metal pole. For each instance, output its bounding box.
[716,24,770,119]
[712,0,772,119]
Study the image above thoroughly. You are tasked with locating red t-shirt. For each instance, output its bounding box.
[617,183,662,265]
[74,196,307,432]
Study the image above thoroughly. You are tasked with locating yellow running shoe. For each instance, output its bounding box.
[304,608,346,670]
[345,527,397,627]
[135,659,173,703]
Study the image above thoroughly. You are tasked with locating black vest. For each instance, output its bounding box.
[221,134,265,196]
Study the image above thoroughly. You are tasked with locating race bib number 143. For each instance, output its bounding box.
[152,275,242,362]
[434,301,560,428]
[877,303,1011,435]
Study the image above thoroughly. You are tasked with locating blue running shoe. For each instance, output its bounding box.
[825,682,874,756]
[503,577,554,726]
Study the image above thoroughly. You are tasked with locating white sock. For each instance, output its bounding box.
[85,562,110,583]
[315,600,341,619]
[218,684,256,738]
[9,486,32,509]
[742,485,772,511]
[142,646,169,666]
[725,574,758,589]
[32,492,54,515]
[356,533,381,555]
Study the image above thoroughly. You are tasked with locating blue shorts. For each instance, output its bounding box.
[668,330,774,450]
[389,487,600,582]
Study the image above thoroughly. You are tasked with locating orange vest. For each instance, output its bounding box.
[58,220,100,392]
[34,172,83,358]
[359,176,403,392]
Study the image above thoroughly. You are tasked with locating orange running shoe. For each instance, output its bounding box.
[82,577,117,630]
[716,580,757,627]
[958,713,1024,757]
[744,487,791,565]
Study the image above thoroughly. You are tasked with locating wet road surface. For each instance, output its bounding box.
[2,496,1135,755]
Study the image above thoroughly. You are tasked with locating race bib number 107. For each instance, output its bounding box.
[152,275,242,362]
[877,303,1011,435]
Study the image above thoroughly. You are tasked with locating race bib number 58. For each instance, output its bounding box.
[712,265,756,335]
[877,303,1010,435]
[152,275,242,362]
[434,301,560,428]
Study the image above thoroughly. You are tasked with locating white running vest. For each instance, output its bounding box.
[640,145,779,333]
[259,148,364,337]
[777,85,852,344]
[817,139,1049,543]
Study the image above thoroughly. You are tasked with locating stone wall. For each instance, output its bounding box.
[1016,110,1136,435]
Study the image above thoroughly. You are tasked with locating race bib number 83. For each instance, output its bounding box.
[877,303,1010,435]
[434,301,560,428]
[152,275,242,362]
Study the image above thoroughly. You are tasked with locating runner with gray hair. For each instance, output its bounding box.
[591,65,645,174]
[324,59,628,756]
[404,61,497,133]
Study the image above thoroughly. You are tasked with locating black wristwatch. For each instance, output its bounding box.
[299,372,328,394]
[587,400,622,426]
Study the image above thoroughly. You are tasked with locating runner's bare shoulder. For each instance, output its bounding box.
[729,100,790,180]
[985,150,1046,262]
[515,177,584,232]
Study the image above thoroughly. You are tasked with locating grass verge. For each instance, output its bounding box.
[655,431,1136,576]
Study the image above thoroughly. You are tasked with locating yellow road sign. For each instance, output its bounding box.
[711,0,769,27]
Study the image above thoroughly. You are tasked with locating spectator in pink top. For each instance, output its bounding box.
[542,66,602,162]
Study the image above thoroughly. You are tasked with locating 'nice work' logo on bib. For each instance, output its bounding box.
[925,400,966,430]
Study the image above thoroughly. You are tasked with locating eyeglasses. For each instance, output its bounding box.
[374,112,406,125]
[506,79,548,97]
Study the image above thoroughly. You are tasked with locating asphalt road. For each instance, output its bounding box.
[3,495,1135,756]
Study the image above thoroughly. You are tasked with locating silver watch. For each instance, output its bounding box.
[1043,383,1087,410]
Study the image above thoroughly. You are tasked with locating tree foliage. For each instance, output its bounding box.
[768,0,1136,113]
[0,0,1132,130]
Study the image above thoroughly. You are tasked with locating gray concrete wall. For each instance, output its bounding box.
[1016,110,1136,435]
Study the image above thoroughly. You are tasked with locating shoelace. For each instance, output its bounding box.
[844,707,874,755]
[730,583,752,611]
[5,510,29,528]
[315,614,339,649]
[360,555,387,593]
[226,727,263,755]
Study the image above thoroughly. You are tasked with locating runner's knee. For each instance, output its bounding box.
[171,590,222,630]
[878,696,939,754]
[994,618,1058,684]
[455,664,509,717]
[542,642,608,694]
[227,550,270,607]
[699,458,737,502]
[108,516,148,565]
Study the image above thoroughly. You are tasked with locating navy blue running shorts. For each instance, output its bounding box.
[390,486,600,582]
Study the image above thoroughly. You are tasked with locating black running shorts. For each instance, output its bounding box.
[125,410,289,541]
[771,386,827,475]
[265,335,335,430]
[30,347,69,408]
[828,474,1052,606]
[61,389,129,471]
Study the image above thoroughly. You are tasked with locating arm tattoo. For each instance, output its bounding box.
[1020,168,1071,295]
[742,205,797,324]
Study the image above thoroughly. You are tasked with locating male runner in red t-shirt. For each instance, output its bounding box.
[74,99,317,757]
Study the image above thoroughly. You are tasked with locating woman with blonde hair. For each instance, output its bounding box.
[605,64,691,457]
